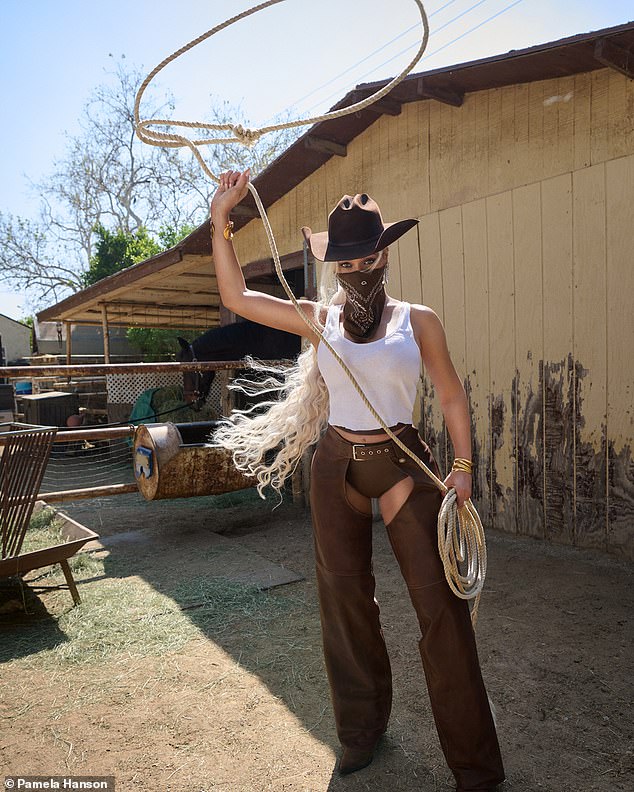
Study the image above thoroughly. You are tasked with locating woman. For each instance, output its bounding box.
[211,170,505,792]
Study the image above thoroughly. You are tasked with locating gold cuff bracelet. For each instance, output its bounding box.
[451,457,473,475]
[210,219,234,241]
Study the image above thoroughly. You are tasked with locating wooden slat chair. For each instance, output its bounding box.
[0,423,98,606]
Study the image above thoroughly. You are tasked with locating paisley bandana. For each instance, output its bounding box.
[336,265,387,341]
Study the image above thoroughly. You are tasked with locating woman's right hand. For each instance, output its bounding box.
[211,169,250,220]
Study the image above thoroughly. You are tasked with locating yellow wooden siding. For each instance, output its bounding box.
[486,192,516,532]
[418,213,448,472]
[228,68,633,558]
[512,183,544,539]
[606,155,634,558]
[541,173,575,546]
[462,199,492,523]
[572,164,608,552]
[417,156,631,555]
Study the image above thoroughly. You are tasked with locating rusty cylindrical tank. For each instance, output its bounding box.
[133,422,254,500]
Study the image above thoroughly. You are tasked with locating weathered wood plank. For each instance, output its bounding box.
[438,206,466,376]
[324,138,343,210]
[397,221,422,307]
[473,90,490,203]
[389,106,416,226]
[572,164,608,552]
[590,69,609,165]
[486,192,517,533]
[388,234,404,302]
[608,67,634,160]
[462,199,492,524]
[457,91,478,206]
[541,173,575,546]
[542,78,561,181]
[408,99,431,217]
[573,72,592,171]
[528,80,544,182]
[555,76,575,175]
[606,154,634,558]
[499,84,517,190]
[418,211,447,472]
[512,182,544,538]
[438,204,465,469]
[487,88,504,196]
[513,83,531,187]
[428,101,444,213]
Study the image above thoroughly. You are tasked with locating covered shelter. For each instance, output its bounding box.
[38,21,634,558]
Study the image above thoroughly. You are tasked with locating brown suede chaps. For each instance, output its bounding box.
[310,425,505,791]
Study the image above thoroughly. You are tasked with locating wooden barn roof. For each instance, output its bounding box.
[37,20,634,329]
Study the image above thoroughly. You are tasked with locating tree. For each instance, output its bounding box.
[83,225,162,287]
[80,222,200,360]
[125,326,201,361]
[0,61,299,307]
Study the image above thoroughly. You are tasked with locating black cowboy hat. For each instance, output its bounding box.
[301,193,418,262]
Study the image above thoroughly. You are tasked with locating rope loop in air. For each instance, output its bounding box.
[134,0,430,181]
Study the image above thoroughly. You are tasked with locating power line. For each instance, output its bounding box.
[301,0,524,117]
[264,0,466,125]
[420,0,525,63]
[340,0,492,93]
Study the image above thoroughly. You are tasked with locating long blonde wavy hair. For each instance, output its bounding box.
[212,262,341,498]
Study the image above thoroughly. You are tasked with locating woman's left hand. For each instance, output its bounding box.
[443,470,472,509]
[211,169,250,220]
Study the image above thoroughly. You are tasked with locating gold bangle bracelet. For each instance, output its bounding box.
[451,458,473,474]
[210,219,234,241]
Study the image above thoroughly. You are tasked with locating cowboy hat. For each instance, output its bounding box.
[301,193,418,262]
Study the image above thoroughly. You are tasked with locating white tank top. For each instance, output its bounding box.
[317,302,421,431]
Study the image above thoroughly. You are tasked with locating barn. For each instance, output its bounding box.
[38,21,634,559]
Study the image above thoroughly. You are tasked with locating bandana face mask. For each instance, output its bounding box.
[336,263,387,341]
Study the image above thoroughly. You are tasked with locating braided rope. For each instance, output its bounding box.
[134,0,429,180]
[134,0,486,621]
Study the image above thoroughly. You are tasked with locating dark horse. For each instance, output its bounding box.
[177,319,301,409]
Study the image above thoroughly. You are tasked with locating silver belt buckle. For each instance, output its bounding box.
[352,444,366,461]
[352,443,389,460]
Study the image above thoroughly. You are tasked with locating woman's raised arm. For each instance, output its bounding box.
[210,169,320,344]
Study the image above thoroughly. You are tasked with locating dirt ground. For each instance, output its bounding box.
[1,488,632,792]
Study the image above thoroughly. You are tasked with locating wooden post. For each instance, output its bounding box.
[219,302,235,327]
[65,322,72,364]
[303,240,317,300]
[101,305,111,363]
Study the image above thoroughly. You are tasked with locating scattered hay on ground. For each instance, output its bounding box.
[19,507,65,554]
[0,547,296,671]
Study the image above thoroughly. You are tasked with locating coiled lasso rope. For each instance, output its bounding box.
[134,0,486,623]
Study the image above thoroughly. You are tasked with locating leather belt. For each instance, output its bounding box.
[351,440,396,461]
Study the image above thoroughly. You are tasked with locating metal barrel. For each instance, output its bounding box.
[133,422,254,501]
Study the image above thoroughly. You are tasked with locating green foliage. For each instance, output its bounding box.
[157,223,197,249]
[125,327,198,361]
[84,222,197,288]
[83,225,161,286]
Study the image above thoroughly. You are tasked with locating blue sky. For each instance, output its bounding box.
[1,0,632,319]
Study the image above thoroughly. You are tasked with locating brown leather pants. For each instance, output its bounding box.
[310,425,505,791]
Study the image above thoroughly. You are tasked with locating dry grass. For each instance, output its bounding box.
[0,548,297,672]
[19,506,65,553]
